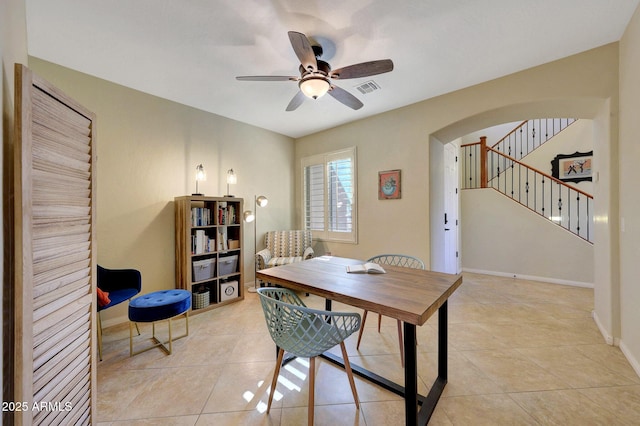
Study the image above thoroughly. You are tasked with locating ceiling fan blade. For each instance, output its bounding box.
[286,90,306,111]
[331,59,394,80]
[236,76,298,82]
[328,85,363,110]
[288,31,317,72]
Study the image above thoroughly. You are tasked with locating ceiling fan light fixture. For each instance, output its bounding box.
[299,76,330,99]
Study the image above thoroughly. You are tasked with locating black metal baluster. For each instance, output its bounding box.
[576,193,581,238]
[531,120,536,154]
[525,168,529,207]
[542,176,545,216]
[544,118,548,147]
[510,160,514,198]
[567,186,572,233]
[534,171,537,213]
[557,183,562,226]
[551,181,555,220]
[517,162,521,202]
[468,147,473,188]
[587,198,590,241]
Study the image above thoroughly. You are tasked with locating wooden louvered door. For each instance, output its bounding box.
[14,64,97,425]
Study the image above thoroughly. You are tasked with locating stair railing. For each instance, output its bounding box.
[462,138,593,243]
[492,118,577,161]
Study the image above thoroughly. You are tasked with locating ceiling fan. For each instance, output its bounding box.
[236,31,394,111]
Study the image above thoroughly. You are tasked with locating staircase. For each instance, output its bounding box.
[461,119,593,243]
[493,118,576,160]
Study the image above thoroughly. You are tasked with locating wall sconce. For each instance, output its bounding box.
[193,164,206,196]
[246,195,268,293]
[226,169,237,197]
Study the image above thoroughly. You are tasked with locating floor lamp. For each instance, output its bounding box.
[244,195,268,293]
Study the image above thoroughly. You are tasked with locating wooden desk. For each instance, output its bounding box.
[256,256,463,426]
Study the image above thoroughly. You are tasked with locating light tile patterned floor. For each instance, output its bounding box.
[96,272,640,425]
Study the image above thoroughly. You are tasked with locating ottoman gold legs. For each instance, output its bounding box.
[129,311,189,356]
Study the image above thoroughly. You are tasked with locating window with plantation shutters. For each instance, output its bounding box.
[304,163,325,231]
[302,147,357,243]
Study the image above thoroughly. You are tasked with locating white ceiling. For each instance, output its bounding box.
[25,0,639,138]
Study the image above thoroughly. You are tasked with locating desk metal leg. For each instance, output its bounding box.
[417,300,448,425]
[439,301,448,380]
[321,298,449,426]
[404,322,418,426]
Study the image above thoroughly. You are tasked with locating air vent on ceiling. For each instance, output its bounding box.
[355,80,381,95]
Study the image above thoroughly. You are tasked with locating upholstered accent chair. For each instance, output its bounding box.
[255,230,314,277]
[97,265,142,360]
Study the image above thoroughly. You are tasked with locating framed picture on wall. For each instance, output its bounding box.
[551,151,593,183]
[378,169,401,199]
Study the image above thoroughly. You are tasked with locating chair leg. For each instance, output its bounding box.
[340,341,360,409]
[308,356,315,426]
[397,319,404,367]
[267,348,285,414]
[129,297,141,336]
[378,313,382,333]
[356,310,369,350]
[97,311,103,361]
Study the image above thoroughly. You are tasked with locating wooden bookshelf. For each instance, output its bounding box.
[175,196,244,313]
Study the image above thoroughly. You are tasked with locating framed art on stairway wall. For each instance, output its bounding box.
[551,151,593,183]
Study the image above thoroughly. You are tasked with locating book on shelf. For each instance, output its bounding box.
[192,230,215,254]
[191,207,212,226]
[194,230,206,254]
[346,263,386,274]
[218,204,237,225]
[218,228,228,251]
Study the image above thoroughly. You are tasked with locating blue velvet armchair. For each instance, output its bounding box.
[97,265,142,360]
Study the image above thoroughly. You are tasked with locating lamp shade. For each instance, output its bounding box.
[299,77,330,99]
[243,210,255,223]
[193,164,206,195]
[256,195,268,207]
[226,169,237,185]
[195,164,206,181]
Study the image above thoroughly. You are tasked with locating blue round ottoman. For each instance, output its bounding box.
[128,290,191,356]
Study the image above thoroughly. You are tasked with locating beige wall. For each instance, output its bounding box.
[462,189,594,284]
[29,58,296,326]
[296,44,618,264]
[619,4,640,373]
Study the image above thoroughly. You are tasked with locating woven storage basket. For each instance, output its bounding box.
[193,290,210,310]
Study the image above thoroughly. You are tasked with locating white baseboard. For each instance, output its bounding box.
[619,340,640,379]
[245,280,257,289]
[462,268,594,288]
[592,310,616,345]
[592,311,640,379]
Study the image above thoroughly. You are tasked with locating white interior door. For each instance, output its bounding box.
[443,143,461,274]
